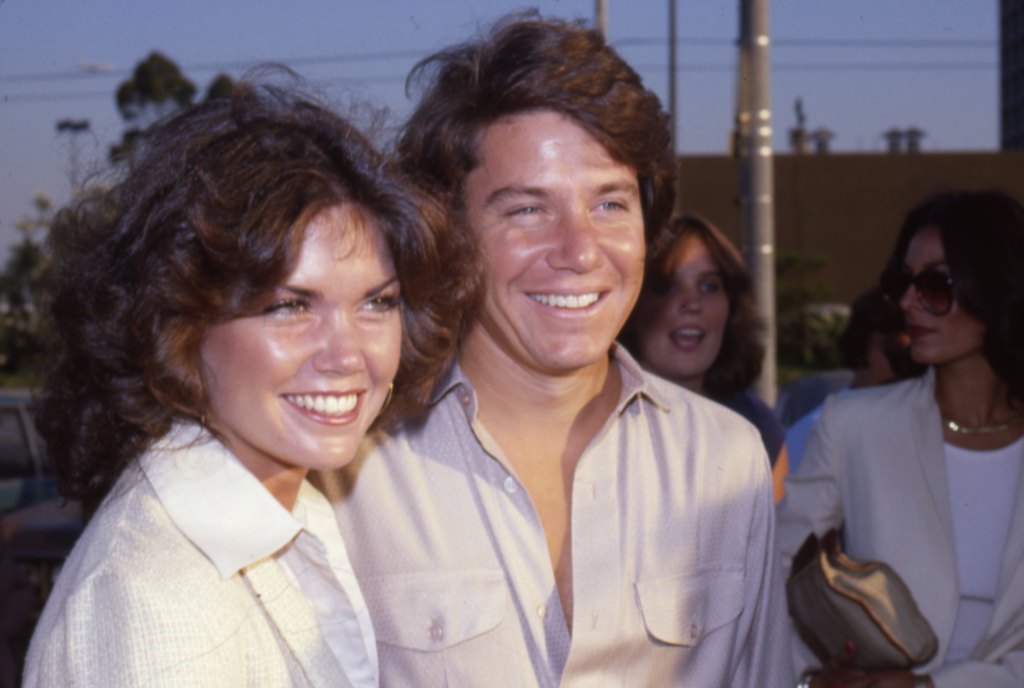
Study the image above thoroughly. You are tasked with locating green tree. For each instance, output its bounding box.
[775,250,846,371]
[110,52,234,161]
[0,193,52,377]
[116,51,197,125]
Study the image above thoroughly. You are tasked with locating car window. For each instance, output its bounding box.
[0,406,35,480]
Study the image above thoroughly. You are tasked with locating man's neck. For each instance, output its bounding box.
[458,331,620,438]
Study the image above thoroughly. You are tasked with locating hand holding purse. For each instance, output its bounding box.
[786,529,939,671]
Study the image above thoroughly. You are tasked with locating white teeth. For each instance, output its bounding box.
[286,393,357,416]
[530,292,600,309]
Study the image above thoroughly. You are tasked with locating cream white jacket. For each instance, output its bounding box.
[777,369,1024,688]
[23,428,356,688]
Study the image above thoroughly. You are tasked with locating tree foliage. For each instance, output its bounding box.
[110,52,234,161]
[775,250,846,370]
[115,51,197,125]
[0,193,52,378]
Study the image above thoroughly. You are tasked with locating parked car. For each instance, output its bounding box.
[0,392,82,687]
[0,393,54,517]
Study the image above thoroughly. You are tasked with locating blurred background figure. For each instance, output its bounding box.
[784,286,924,473]
[622,213,788,497]
[777,189,1024,687]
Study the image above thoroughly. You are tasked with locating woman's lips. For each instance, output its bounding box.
[907,325,934,340]
[669,327,705,352]
[283,392,361,424]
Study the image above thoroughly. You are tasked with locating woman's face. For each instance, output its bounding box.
[631,234,729,392]
[899,225,987,368]
[200,204,401,506]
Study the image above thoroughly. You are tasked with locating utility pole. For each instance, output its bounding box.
[595,0,608,36]
[668,0,678,153]
[736,0,776,404]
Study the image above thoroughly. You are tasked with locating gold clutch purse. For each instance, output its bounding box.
[786,529,939,670]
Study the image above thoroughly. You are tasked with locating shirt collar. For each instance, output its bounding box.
[430,344,672,415]
[609,344,673,414]
[140,423,302,579]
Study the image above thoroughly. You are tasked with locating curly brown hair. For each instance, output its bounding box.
[36,77,475,513]
[396,11,676,249]
[621,213,765,398]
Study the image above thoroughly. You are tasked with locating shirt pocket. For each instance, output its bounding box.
[363,568,507,651]
[635,567,745,646]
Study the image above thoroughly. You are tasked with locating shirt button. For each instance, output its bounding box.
[428,620,445,643]
[537,604,548,620]
[503,476,517,494]
[459,390,471,406]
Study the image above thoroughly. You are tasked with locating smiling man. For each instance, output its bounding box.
[317,13,792,687]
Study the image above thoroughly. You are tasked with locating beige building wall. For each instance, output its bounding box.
[675,151,1024,303]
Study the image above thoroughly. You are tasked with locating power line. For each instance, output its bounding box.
[2,59,996,105]
[616,36,995,48]
[636,61,997,72]
[0,36,996,86]
[0,49,430,85]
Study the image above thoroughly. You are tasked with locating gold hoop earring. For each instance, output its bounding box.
[382,382,394,411]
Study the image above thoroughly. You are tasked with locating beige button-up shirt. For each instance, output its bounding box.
[319,349,793,687]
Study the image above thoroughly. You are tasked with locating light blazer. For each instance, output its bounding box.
[23,464,353,688]
[776,368,1024,687]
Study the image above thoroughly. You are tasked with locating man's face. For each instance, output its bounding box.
[461,110,646,377]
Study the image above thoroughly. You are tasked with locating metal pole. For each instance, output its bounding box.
[668,0,678,153]
[595,0,608,36]
[736,0,776,404]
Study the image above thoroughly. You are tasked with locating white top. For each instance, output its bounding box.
[144,424,378,687]
[943,435,1024,664]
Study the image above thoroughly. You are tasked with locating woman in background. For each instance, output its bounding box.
[622,213,788,498]
[777,189,1024,688]
[23,79,470,686]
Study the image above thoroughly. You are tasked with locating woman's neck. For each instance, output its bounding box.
[934,355,1017,424]
[934,355,1023,449]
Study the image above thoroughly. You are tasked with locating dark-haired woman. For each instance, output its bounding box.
[622,213,788,498]
[777,190,1024,688]
[23,80,470,687]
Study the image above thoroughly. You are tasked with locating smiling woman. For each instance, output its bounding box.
[621,213,787,473]
[21,76,473,687]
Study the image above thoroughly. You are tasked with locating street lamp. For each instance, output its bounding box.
[55,118,91,192]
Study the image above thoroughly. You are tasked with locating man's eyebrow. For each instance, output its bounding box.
[483,185,548,208]
[595,181,641,197]
[484,180,640,208]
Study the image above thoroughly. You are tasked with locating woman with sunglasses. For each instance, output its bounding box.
[777,189,1024,688]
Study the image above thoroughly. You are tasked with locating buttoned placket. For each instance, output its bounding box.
[559,400,627,678]
[451,383,570,687]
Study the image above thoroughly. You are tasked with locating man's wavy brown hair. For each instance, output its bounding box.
[397,11,676,254]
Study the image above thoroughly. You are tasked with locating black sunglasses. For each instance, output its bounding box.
[879,267,955,316]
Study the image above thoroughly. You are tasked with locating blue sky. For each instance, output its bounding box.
[0,1,998,252]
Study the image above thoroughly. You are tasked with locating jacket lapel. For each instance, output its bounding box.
[243,557,353,688]
[910,370,956,549]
